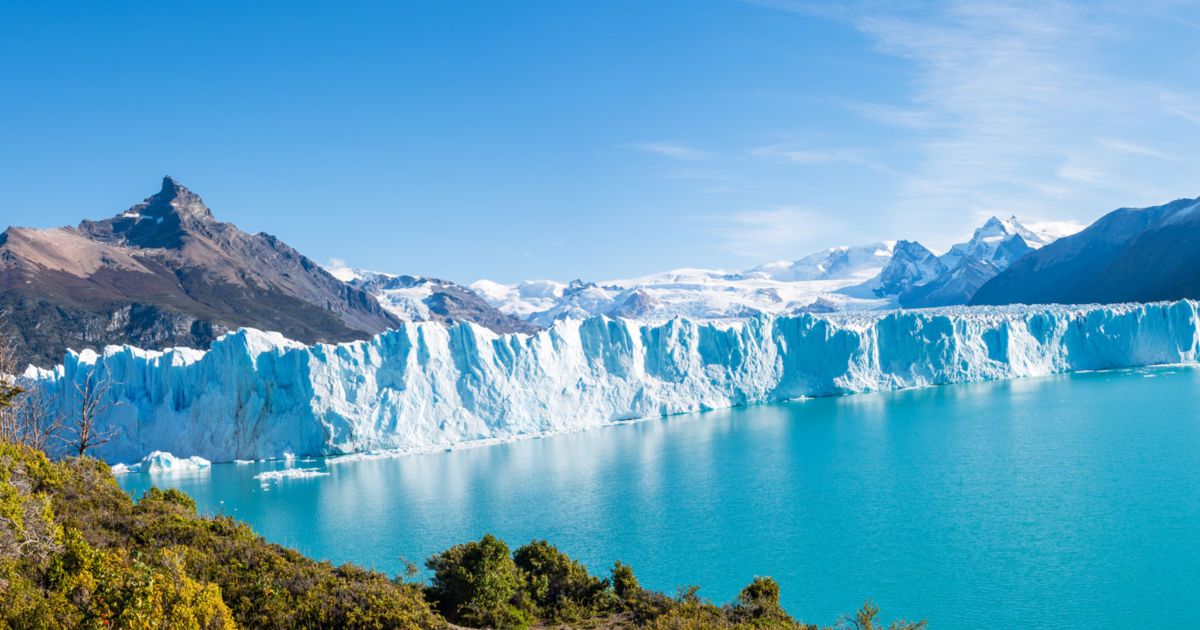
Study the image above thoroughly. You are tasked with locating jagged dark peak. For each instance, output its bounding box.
[77,176,222,249]
[136,176,214,221]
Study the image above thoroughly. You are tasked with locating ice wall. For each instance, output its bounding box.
[26,301,1200,463]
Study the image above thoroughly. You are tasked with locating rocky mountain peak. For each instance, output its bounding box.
[76,176,219,249]
[2,177,404,367]
[141,176,214,221]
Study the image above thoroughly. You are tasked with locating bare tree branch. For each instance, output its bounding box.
[70,369,121,458]
[0,338,28,443]
[16,383,66,452]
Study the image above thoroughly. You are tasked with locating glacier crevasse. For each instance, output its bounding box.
[25,300,1200,463]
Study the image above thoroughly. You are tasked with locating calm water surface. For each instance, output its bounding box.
[118,367,1200,628]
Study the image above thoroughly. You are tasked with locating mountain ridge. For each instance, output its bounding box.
[0,177,400,367]
[971,196,1200,305]
[469,216,1065,322]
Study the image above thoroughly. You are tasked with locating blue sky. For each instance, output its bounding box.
[2,1,1199,283]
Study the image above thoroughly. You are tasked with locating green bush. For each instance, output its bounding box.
[612,560,640,602]
[513,539,613,622]
[426,534,530,628]
[729,576,797,627]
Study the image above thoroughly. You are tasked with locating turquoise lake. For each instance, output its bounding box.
[117,366,1200,628]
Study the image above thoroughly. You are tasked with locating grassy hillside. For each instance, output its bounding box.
[0,442,923,629]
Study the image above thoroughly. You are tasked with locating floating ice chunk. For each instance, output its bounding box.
[254,467,330,483]
[114,451,212,474]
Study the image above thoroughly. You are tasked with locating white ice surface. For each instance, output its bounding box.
[32,300,1200,464]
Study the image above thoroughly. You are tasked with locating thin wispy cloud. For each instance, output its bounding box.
[1159,91,1200,125]
[625,142,712,160]
[1024,219,1086,238]
[846,102,949,130]
[854,2,1111,238]
[748,144,904,177]
[749,145,863,164]
[698,206,843,259]
[1098,138,1181,162]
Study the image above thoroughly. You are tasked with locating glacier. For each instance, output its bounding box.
[23,300,1200,464]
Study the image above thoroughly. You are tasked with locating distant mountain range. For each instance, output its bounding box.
[470,215,1067,323]
[6,176,1198,368]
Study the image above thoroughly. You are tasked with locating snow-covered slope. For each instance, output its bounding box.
[471,218,1069,324]
[749,241,897,282]
[328,266,535,334]
[469,279,567,319]
[27,300,1200,464]
[472,246,900,324]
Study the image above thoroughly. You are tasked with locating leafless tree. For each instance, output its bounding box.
[0,338,27,442]
[15,383,66,452]
[0,336,69,452]
[70,369,120,457]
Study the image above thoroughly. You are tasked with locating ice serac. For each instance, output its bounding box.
[27,301,1200,463]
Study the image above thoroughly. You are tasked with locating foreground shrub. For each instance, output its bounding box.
[513,539,613,622]
[729,576,796,626]
[425,534,531,628]
[0,442,443,630]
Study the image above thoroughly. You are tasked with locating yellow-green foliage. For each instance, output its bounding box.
[0,441,63,561]
[43,530,235,629]
[0,443,235,629]
[0,442,442,630]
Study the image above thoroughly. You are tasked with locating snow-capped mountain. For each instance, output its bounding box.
[472,266,891,325]
[973,196,1200,306]
[898,257,998,308]
[847,240,945,298]
[471,217,1063,323]
[940,216,1057,270]
[328,267,536,334]
[874,216,1064,308]
[749,241,897,282]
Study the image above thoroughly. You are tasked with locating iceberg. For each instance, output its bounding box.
[112,450,212,474]
[26,300,1200,464]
